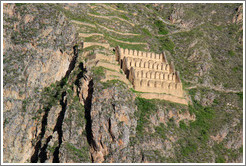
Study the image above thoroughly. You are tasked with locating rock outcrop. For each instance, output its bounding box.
[3,3,78,162]
[3,3,243,164]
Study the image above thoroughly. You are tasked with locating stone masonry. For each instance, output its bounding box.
[115,46,185,100]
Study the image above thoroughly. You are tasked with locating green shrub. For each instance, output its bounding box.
[232,66,239,72]
[189,103,215,142]
[135,97,157,135]
[119,14,129,20]
[159,37,175,54]
[101,79,126,89]
[115,4,125,10]
[142,28,152,36]
[15,3,26,6]
[154,123,167,139]
[154,20,169,35]
[180,139,198,157]
[239,146,243,153]
[41,82,61,107]
[91,66,105,78]
[179,120,187,130]
[228,50,236,57]
[65,142,89,161]
[215,156,225,163]
[237,92,243,101]
[213,99,219,105]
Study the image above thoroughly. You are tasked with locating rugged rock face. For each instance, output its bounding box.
[88,81,137,162]
[3,3,78,162]
[3,3,243,163]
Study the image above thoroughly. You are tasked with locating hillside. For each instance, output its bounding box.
[2,3,243,163]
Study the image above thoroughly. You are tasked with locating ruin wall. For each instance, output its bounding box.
[116,47,168,63]
[115,46,185,103]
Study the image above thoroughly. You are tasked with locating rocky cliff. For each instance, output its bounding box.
[3,3,243,163]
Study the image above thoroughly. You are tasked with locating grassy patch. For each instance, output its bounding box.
[173,90,217,160]
[101,79,127,89]
[189,103,215,143]
[15,3,27,6]
[105,36,147,51]
[180,139,198,157]
[228,50,236,57]
[179,120,188,130]
[84,35,105,42]
[109,75,119,78]
[82,45,106,52]
[130,88,145,94]
[158,36,175,54]
[119,14,129,20]
[47,141,58,154]
[215,156,226,163]
[40,82,61,107]
[52,4,91,23]
[154,20,169,35]
[135,97,157,135]
[65,142,90,162]
[154,123,167,139]
[142,28,152,36]
[91,66,105,78]
[115,4,125,10]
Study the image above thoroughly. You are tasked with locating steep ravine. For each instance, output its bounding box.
[30,45,79,163]
[84,80,97,158]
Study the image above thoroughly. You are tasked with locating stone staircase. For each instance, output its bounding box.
[81,42,132,87]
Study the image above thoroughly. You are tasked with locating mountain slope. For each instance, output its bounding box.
[3,3,243,163]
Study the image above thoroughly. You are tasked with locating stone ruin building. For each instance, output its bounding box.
[115,46,186,101]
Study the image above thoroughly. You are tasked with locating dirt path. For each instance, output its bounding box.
[71,20,96,28]
[186,84,242,93]
[96,61,120,71]
[79,33,103,37]
[95,53,115,63]
[100,4,129,14]
[88,13,135,26]
[83,42,110,49]
[72,20,139,36]
[108,36,148,45]
[95,23,140,36]
[156,28,191,37]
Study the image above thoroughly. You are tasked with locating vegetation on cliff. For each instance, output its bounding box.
[3,3,243,163]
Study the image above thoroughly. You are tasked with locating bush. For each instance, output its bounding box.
[15,3,26,6]
[101,79,126,89]
[119,14,129,20]
[239,146,243,153]
[179,120,187,130]
[189,103,215,143]
[135,97,157,135]
[91,66,105,79]
[215,156,225,163]
[65,142,90,161]
[228,50,236,57]
[154,123,167,139]
[237,92,243,101]
[180,139,198,157]
[159,37,175,54]
[154,20,169,35]
[142,28,152,36]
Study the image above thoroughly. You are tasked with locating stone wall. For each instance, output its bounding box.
[83,42,110,49]
[116,47,168,64]
[115,46,186,102]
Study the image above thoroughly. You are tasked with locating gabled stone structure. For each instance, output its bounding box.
[115,46,187,104]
